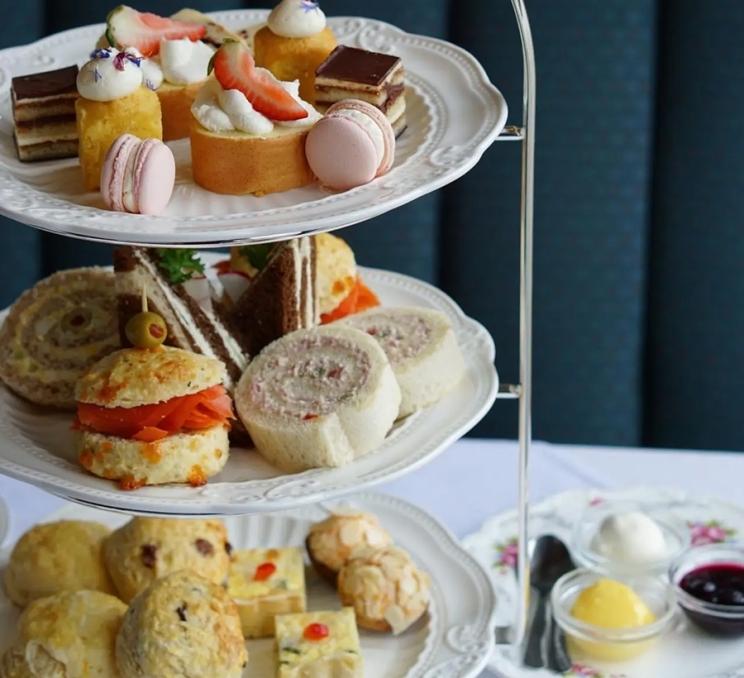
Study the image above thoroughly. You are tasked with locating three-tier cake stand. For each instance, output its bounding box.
[0,1,536,674]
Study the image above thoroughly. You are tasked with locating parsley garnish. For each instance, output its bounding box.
[155,249,205,284]
[239,243,276,271]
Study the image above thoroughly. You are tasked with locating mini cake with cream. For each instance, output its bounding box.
[190,41,320,195]
[227,547,307,638]
[76,47,162,190]
[103,6,246,140]
[254,0,337,103]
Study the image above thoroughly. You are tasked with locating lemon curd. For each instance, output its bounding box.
[569,578,656,661]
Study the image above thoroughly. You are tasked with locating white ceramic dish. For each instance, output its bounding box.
[463,486,744,678]
[0,265,498,516]
[0,492,496,678]
[0,11,507,246]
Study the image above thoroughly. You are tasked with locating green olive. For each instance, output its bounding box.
[125,311,168,349]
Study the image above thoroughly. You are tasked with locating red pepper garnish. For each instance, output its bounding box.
[254,561,277,581]
[304,622,330,641]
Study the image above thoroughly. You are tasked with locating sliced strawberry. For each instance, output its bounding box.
[106,5,207,58]
[211,41,308,122]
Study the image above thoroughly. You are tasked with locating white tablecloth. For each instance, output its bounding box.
[2,438,743,677]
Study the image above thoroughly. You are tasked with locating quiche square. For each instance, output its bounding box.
[275,608,364,678]
[227,547,306,638]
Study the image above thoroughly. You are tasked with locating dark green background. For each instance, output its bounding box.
[2,1,741,450]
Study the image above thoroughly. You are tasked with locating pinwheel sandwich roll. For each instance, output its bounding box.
[235,326,401,472]
[339,307,466,417]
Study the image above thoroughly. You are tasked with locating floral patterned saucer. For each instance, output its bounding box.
[463,486,744,678]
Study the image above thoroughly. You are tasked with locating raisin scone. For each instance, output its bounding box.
[103,517,231,603]
[306,509,392,584]
[337,545,431,634]
[115,571,247,678]
[3,520,114,607]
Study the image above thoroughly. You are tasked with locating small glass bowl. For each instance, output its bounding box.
[670,542,744,637]
[571,499,689,577]
[551,568,677,662]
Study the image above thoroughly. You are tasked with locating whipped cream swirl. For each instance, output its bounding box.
[191,74,321,135]
[268,0,327,38]
[160,38,214,85]
[77,48,143,101]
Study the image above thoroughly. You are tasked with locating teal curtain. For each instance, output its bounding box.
[1,1,742,451]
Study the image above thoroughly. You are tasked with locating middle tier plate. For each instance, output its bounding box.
[0,266,498,515]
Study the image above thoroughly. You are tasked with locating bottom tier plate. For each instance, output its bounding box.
[0,266,498,515]
[0,492,496,678]
[463,486,744,678]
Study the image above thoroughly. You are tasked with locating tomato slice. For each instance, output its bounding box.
[77,385,234,440]
[320,277,381,324]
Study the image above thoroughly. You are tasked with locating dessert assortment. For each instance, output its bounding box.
[0,233,466,492]
[8,1,408,204]
[0,506,431,677]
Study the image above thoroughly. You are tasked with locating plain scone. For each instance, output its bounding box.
[339,307,466,416]
[0,590,126,677]
[3,520,114,607]
[116,571,246,678]
[235,326,401,472]
[103,517,231,603]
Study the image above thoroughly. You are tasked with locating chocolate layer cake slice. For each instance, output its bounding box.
[315,45,406,136]
[11,65,79,162]
[114,247,248,389]
[230,237,319,357]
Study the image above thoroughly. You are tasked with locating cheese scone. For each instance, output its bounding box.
[228,547,306,638]
[274,608,363,678]
[0,590,126,677]
[235,326,401,472]
[306,509,392,584]
[104,517,231,603]
[339,307,466,417]
[116,571,247,678]
[4,520,114,607]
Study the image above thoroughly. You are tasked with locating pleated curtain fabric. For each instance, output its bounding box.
[0,0,741,451]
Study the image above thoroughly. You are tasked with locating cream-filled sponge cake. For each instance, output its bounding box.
[0,590,126,678]
[228,547,306,638]
[235,325,401,472]
[338,545,430,634]
[115,571,247,678]
[190,41,320,196]
[104,517,232,603]
[306,509,392,584]
[274,608,363,678]
[339,307,465,417]
[3,520,114,607]
[75,345,232,489]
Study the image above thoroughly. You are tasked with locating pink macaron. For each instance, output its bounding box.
[305,99,396,191]
[100,134,175,215]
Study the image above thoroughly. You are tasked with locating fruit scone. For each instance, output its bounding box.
[227,547,306,638]
[275,608,363,678]
[74,334,234,490]
[235,325,401,472]
[339,307,466,417]
[103,5,247,140]
[190,41,321,195]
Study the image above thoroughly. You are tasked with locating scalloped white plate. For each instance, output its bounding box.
[0,11,507,246]
[463,486,744,678]
[0,492,497,678]
[0,265,498,515]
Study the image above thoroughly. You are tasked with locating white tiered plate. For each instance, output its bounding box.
[0,492,497,678]
[463,486,744,678]
[0,266,498,515]
[0,11,507,246]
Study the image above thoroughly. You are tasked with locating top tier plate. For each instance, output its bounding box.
[0,11,507,247]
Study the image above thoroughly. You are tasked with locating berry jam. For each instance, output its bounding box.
[679,562,744,636]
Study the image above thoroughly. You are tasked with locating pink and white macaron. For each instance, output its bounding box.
[305,100,396,191]
[100,134,175,215]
